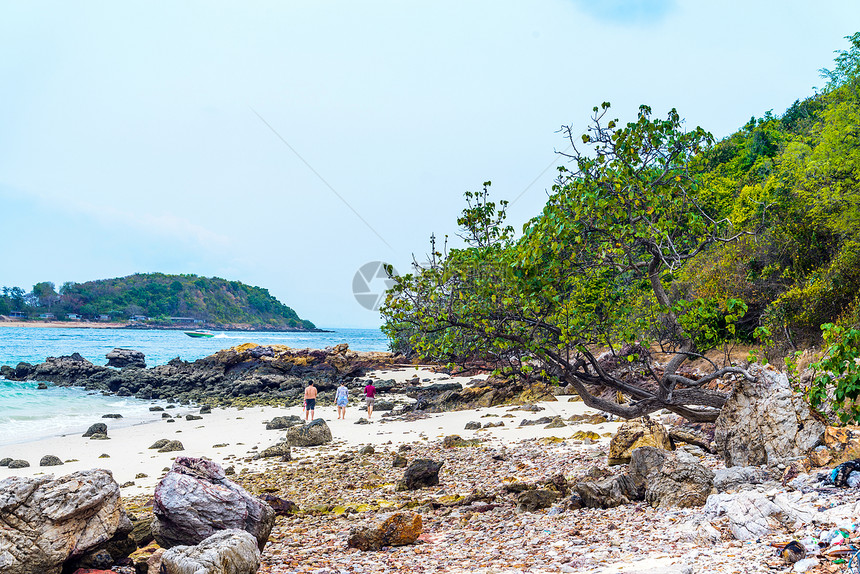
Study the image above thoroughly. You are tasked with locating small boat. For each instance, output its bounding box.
[185,330,214,338]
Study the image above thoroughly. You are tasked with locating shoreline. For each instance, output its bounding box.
[0,321,330,333]
[0,367,618,494]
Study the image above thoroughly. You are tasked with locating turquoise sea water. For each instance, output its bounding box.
[0,327,388,446]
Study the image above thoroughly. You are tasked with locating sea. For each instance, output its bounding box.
[0,327,389,446]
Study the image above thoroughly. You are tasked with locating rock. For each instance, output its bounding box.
[129,542,163,574]
[574,474,639,509]
[608,417,672,465]
[160,529,261,574]
[7,459,29,469]
[105,348,146,369]
[150,406,164,412]
[37,382,48,390]
[464,421,482,430]
[152,457,275,551]
[515,489,559,512]
[0,458,11,466]
[442,435,479,448]
[149,439,170,449]
[702,490,817,540]
[628,447,715,508]
[101,413,122,418]
[158,440,185,453]
[399,459,443,490]
[39,455,63,467]
[713,466,774,492]
[88,433,109,440]
[285,419,332,447]
[544,417,566,429]
[0,469,132,574]
[669,427,715,453]
[347,512,422,551]
[129,515,155,546]
[258,443,291,459]
[82,422,108,437]
[714,364,825,467]
[808,445,833,467]
[259,494,298,516]
[199,405,212,414]
[392,454,407,468]
[354,418,370,425]
[265,415,302,430]
[359,445,375,455]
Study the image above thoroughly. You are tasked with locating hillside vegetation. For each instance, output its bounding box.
[382,33,860,422]
[0,273,316,331]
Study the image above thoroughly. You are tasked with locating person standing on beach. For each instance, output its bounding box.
[364,380,376,419]
[304,381,318,421]
[335,382,349,419]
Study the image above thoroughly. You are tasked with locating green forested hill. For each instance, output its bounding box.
[1,273,316,330]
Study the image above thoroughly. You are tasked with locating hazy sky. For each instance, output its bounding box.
[1,1,857,328]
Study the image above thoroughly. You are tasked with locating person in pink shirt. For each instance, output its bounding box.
[364,381,376,419]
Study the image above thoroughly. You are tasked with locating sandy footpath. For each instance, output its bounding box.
[0,367,619,494]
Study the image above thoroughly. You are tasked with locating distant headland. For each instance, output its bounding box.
[0,273,321,332]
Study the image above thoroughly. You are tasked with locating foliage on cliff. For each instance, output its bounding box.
[1,273,316,330]
[381,33,860,420]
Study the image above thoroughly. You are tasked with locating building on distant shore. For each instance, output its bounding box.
[67,313,82,320]
[9,311,26,320]
[98,314,110,321]
[129,315,148,322]
[39,313,55,320]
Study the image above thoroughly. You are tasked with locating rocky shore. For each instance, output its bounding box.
[4,358,860,573]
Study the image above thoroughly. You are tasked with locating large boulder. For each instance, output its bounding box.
[160,529,261,574]
[702,490,817,541]
[284,419,332,447]
[714,365,825,467]
[347,512,423,551]
[608,417,673,465]
[152,457,275,551]
[106,348,146,369]
[628,447,714,508]
[398,459,443,490]
[515,489,559,512]
[0,469,132,574]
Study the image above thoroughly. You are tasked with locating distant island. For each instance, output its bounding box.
[0,273,318,331]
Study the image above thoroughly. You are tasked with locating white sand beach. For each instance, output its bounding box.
[0,368,620,494]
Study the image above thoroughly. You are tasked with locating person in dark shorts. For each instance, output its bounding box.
[364,381,376,419]
[304,381,318,421]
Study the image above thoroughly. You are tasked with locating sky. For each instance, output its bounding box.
[1,1,857,328]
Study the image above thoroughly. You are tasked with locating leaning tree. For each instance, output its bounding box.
[382,104,755,422]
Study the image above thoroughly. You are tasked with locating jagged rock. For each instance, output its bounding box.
[0,469,132,574]
[628,447,715,508]
[39,455,63,467]
[265,415,302,430]
[129,542,163,574]
[608,417,672,465]
[574,474,639,509]
[544,417,566,429]
[703,490,817,541]
[669,427,715,453]
[398,459,443,490]
[258,443,291,459]
[129,515,154,546]
[464,421,482,430]
[158,440,185,453]
[713,466,774,492]
[82,422,107,437]
[105,348,146,369]
[443,435,478,448]
[347,512,422,551]
[160,529,261,574]
[285,419,332,447]
[515,489,558,512]
[715,365,826,467]
[152,457,275,551]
